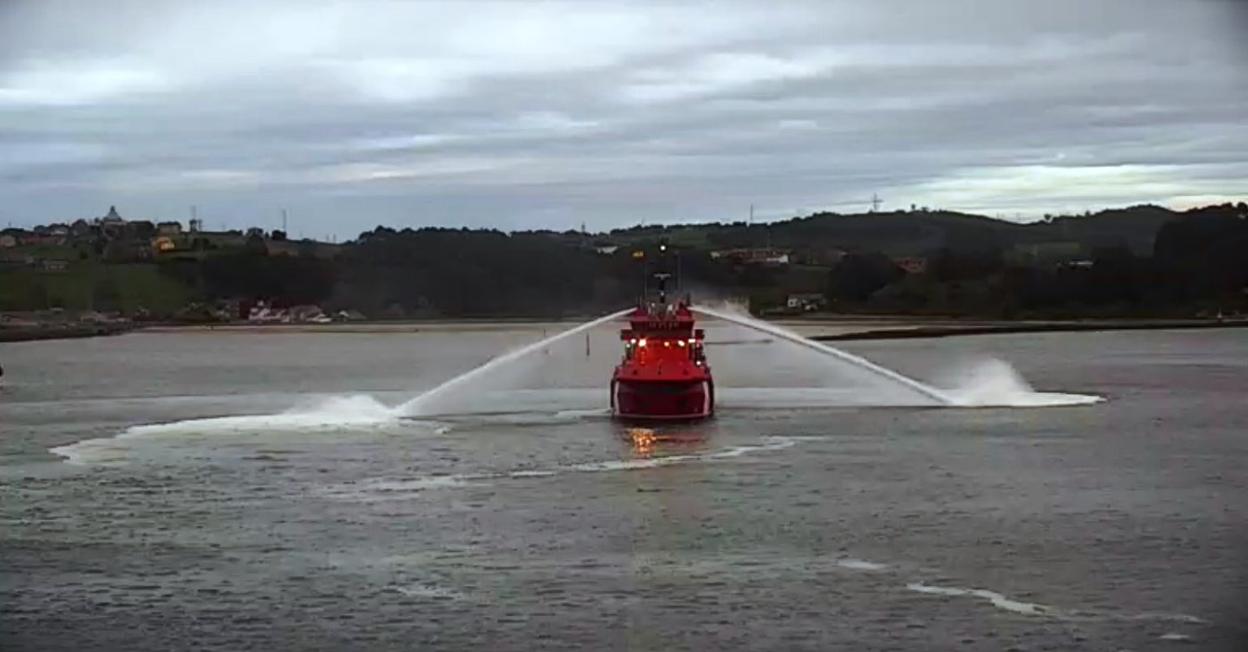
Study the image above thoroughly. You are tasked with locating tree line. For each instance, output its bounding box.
[4,203,1245,319]
[159,203,1248,318]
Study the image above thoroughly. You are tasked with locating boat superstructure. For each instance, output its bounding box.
[610,258,714,420]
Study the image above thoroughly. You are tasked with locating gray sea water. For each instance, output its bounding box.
[1,323,1246,650]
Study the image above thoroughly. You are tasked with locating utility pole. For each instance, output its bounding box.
[281,209,288,234]
[870,193,882,213]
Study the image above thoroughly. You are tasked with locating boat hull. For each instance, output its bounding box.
[611,378,713,421]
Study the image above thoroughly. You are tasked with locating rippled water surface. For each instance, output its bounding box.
[2,324,1246,650]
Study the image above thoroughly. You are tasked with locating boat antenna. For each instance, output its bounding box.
[640,251,648,305]
[654,273,671,304]
[657,238,671,304]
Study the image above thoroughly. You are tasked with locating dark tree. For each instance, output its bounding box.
[826,253,904,303]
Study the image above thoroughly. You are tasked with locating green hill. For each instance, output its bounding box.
[1,202,1244,319]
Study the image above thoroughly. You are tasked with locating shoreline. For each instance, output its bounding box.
[3,315,1245,343]
[138,319,591,334]
[809,318,1248,341]
[0,323,135,343]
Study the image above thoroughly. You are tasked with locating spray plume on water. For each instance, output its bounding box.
[938,358,1101,407]
[692,305,952,405]
[50,306,1101,464]
[398,307,633,416]
[49,394,402,465]
[694,303,1100,408]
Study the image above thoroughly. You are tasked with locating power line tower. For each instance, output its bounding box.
[870,193,882,213]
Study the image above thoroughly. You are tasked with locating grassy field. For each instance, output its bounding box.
[0,262,192,314]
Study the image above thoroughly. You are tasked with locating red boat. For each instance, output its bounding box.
[610,297,714,421]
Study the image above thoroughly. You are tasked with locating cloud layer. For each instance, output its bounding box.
[1,0,1245,236]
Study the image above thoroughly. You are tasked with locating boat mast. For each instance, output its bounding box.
[655,238,671,305]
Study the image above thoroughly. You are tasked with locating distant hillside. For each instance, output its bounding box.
[608,210,1019,255]
[1024,205,1179,255]
[608,204,1179,258]
[2,202,1244,320]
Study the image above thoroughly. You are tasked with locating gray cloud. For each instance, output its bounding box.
[0,0,1245,237]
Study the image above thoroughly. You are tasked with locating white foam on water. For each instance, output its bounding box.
[662,356,1096,410]
[939,358,1103,407]
[313,475,478,502]
[51,394,410,466]
[49,439,129,466]
[836,559,888,571]
[388,583,464,600]
[554,407,612,419]
[129,394,399,435]
[49,309,1105,466]
[570,437,797,473]
[48,386,612,467]
[907,582,1053,616]
[1159,633,1192,641]
[710,437,798,458]
[719,387,931,408]
[1126,613,1207,624]
[907,582,1206,624]
[697,304,1101,409]
[363,476,473,492]
[322,437,798,502]
[507,470,557,478]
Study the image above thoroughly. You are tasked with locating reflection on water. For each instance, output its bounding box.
[623,424,712,458]
[626,427,657,456]
[3,329,1243,650]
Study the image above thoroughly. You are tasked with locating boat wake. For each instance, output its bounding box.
[317,436,800,502]
[907,582,1206,624]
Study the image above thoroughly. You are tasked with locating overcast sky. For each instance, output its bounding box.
[1,0,1245,237]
